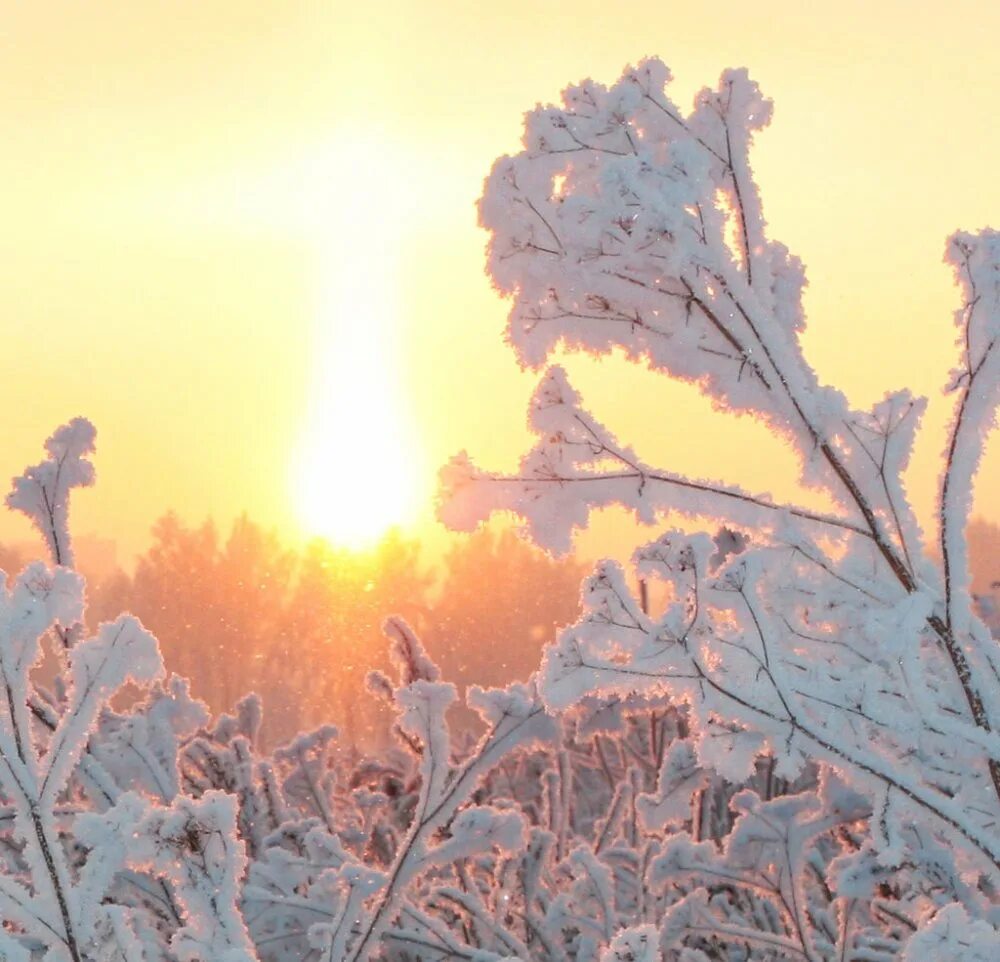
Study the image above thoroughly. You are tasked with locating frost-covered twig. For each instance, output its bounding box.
[343,618,557,962]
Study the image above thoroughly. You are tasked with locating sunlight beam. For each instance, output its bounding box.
[291,138,423,548]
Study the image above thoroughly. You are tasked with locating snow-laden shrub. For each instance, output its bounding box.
[441,57,1000,959]
[0,420,257,962]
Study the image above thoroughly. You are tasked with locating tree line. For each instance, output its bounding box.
[0,515,587,747]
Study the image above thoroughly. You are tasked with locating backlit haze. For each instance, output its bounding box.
[2,1,1000,566]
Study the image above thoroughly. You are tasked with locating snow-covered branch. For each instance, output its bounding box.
[443,56,1000,957]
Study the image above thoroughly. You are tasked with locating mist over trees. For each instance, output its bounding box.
[42,516,584,747]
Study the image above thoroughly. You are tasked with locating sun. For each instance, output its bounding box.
[293,387,420,549]
[291,268,423,549]
[291,138,424,549]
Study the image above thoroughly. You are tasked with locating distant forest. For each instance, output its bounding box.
[0,518,587,747]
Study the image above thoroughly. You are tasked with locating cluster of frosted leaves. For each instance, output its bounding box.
[6,418,95,568]
[401,702,961,962]
[189,699,355,962]
[643,763,1000,961]
[527,723,998,962]
[0,562,559,962]
[93,675,209,805]
[481,61,788,390]
[443,57,946,568]
[246,618,556,962]
[242,673,551,962]
[177,693,427,962]
[0,559,261,961]
[471,58,934,496]
[0,424,264,962]
[540,529,1000,877]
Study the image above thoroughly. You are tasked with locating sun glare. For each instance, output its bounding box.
[291,139,423,549]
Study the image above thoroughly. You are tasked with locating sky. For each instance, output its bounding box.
[1,1,999,567]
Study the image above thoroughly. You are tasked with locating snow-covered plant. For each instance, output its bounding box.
[326,616,557,962]
[7,419,95,569]
[0,421,258,962]
[442,58,1000,957]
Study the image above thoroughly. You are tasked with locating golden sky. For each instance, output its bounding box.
[1,1,999,565]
